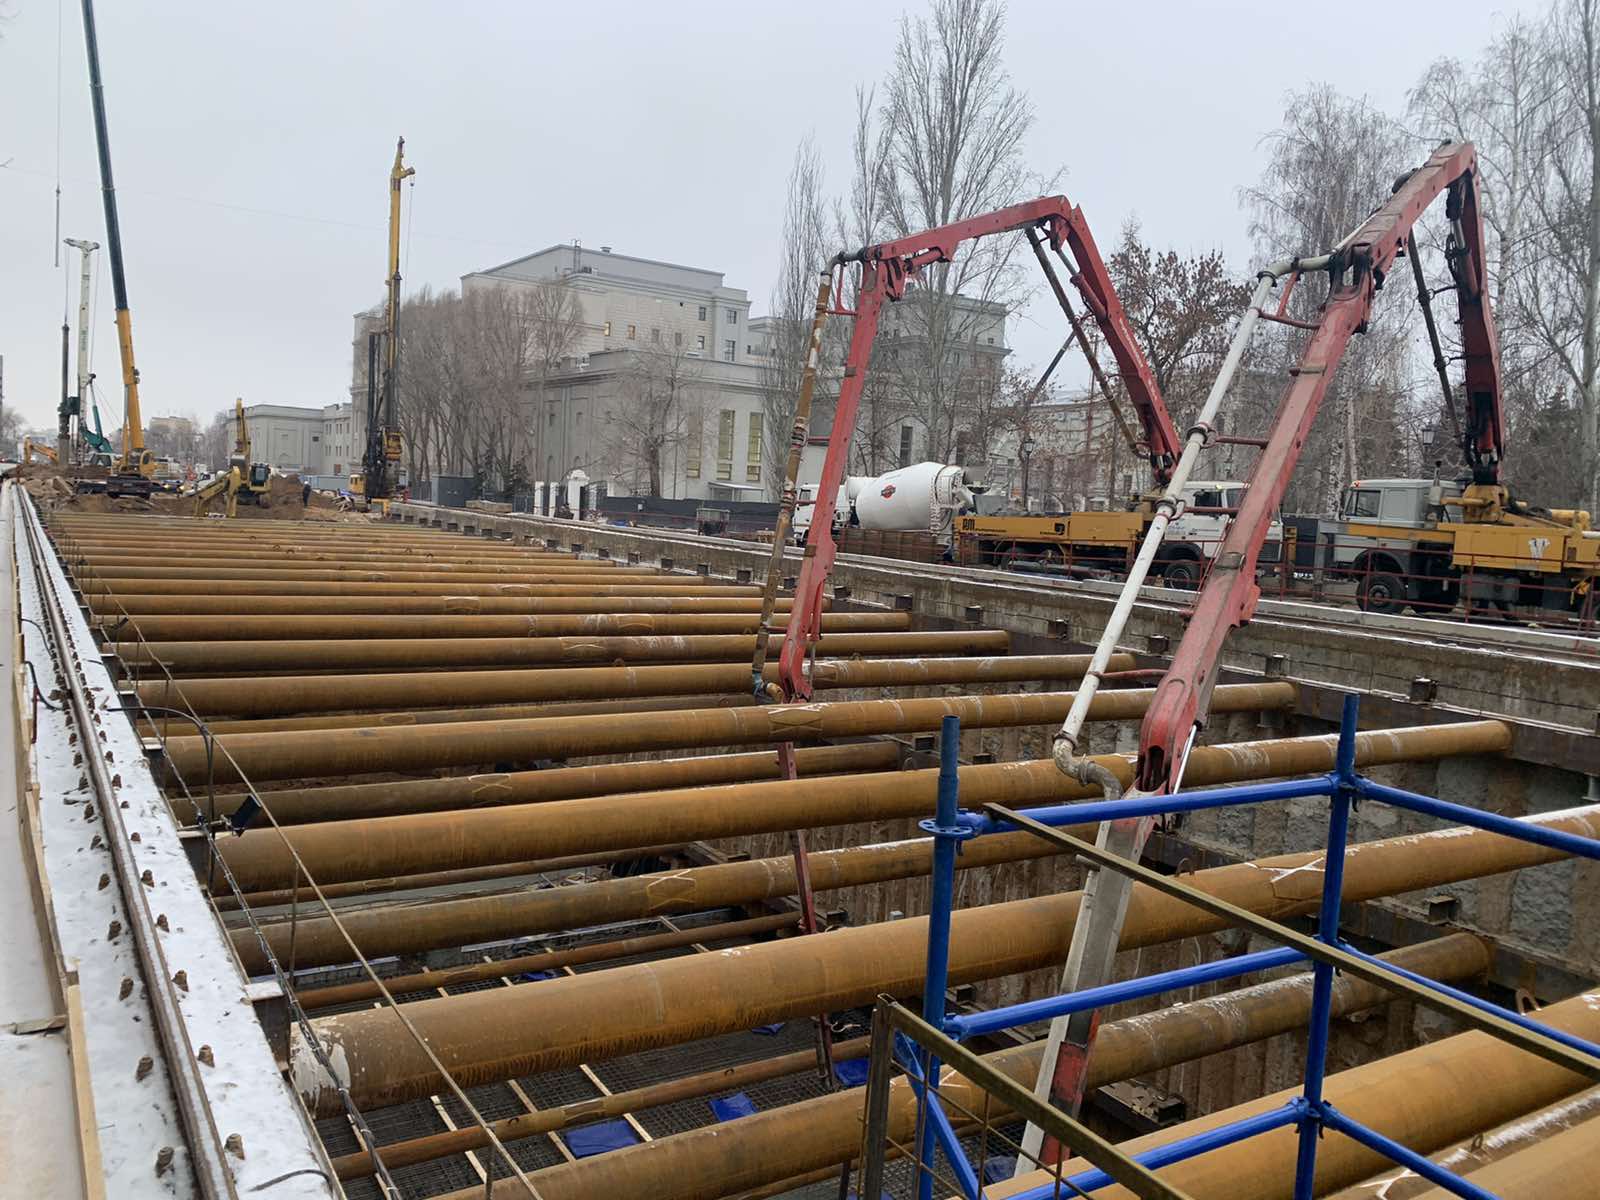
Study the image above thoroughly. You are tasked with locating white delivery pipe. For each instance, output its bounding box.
[1049,253,1332,791]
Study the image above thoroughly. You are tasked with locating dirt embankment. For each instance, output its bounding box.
[12,465,369,523]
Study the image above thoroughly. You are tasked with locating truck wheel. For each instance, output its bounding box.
[1162,559,1200,590]
[1357,572,1405,614]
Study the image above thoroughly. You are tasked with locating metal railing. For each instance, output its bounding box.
[30,494,550,1200]
[857,704,1600,1199]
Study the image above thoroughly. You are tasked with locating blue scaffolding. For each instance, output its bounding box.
[878,700,1600,1200]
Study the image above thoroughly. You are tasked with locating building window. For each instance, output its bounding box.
[725,307,737,323]
[898,424,914,470]
[603,321,612,337]
[696,334,706,351]
[722,339,735,362]
[717,409,735,468]
[747,410,763,481]
[698,305,707,321]
[311,434,320,443]
[651,327,661,343]
[674,331,683,347]
[627,324,637,340]
[686,408,703,479]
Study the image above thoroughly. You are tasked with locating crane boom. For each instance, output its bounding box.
[80,0,151,478]
[777,195,1175,701]
[1135,142,1497,793]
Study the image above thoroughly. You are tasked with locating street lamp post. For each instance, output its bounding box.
[1019,433,1036,511]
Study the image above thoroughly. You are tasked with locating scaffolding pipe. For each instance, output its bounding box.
[170,679,1284,789]
[124,628,1005,676]
[140,653,1134,720]
[290,806,1595,1115]
[418,934,1489,1200]
[233,721,1509,971]
[203,742,900,825]
[1030,987,1600,1200]
[107,610,907,641]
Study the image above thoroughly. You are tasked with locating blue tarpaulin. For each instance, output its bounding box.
[709,1092,759,1121]
[833,1058,870,1087]
[982,1155,1018,1184]
[562,1119,640,1158]
[519,970,555,983]
[749,1022,785,1035]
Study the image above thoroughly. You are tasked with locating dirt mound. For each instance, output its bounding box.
[14,464,375,524]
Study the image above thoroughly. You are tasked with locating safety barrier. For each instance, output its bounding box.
[858,701,1600,1199]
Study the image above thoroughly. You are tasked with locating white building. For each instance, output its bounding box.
[238,402,358,478]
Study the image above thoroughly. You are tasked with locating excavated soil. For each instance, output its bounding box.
[14,465,371,524]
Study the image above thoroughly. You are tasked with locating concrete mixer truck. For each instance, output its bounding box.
[791,462,981,556]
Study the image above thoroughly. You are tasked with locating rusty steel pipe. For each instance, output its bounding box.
[140,653,1133,720]
[1024,988,1600,1200]
[93,594,800,616]
[84,578,759,598]
[208,741,901,826]
[292,808,1591,1115]
[1408,1116,1600,1200]
[233,721,1508,971]
[333,1033,876,1181]
[83,564,659,583]
[422,934,1491,1200]
[299,911,801,1010]
[108,610,907,642]
[54,537,581,559]
[181,694,764,738]
[125,628,1004,677]
[214,687,1302,888]
[214,843,689,911]
[171,678,1278,790]
[1327,1087,1600,1200]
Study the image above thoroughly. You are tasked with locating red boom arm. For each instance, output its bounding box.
[776,196,1176,700]
[1134,142,1500,792]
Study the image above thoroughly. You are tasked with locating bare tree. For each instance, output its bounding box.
[869,0,1042,463]
[761,137,835,498]
[607,343,705,495]
[1243,85,1419,511]
[1106,220,1253,434]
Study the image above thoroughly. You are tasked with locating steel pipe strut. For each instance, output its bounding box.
[123,628,1006,675]
[217,694,1400,889]
[210,741,899,825]
[233,721,1509,971]
[171,680,1287,789]
[140,653,1133,720]
[289,805,1597,1115]
[107,610,906,641]
[1406,1114,1600,1200]
[1020,986,1600,1200]
[86,578,759,597]
[418,934,1490,1200]
[97,595,800,616]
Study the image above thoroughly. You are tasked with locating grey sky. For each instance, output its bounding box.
[1,0,1540,436]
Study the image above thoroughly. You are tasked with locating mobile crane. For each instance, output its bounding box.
[350,138,413,508]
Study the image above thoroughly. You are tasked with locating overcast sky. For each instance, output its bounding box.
[0,0,1540,435]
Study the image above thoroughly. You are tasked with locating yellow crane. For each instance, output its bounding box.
[80,0,155,485]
